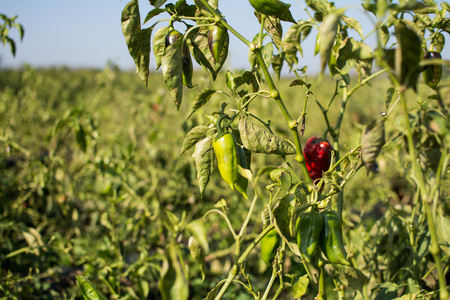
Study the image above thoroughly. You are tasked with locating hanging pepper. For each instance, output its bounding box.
[319,210,350,265]
[260,209,280,267]
[208,23,227,63]
[295,211,323,263]
[422,51,442,90]
[212,115,248,198]
[165,29,194,88]
[235,144,249,199]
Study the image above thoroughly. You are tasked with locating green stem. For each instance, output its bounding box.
[252,48,312,185]
[261,269,277,300]
[214,224,275,300]
[399,91,448,300]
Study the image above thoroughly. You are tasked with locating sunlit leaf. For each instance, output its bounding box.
[180,125,211,156]
[188,89,217,119]
[319,11,342,73]
[330,264,367,292]
[192,135,214,197]
[153,26,170,70]
[361,118,386,173]
[121,0,152,85]
[291,274,310,298]
[161,36,183,110]
[76,276,107,300]
[435,211,450,255]
[385,87,396,111]
[239,117,296,155]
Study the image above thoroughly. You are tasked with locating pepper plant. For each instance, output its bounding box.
[80,0,448,299]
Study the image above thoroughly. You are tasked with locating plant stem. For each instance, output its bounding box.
[399,90,448,300]
[213,224,275,300]
[252,49,312,185]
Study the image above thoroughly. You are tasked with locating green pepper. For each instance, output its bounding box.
[248,0,291,16]
[208,23,227,63]
[165,29,194,88]
[422,51,442,90]
[213,132,239,190]
[212,116,249,198]
[261,228,280,267]
[319,210,350,265]
[296,211,323,263]
[235,144,249,199]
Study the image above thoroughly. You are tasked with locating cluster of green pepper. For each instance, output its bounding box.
[261,209,350,267]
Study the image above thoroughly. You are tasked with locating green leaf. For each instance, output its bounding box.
[203,280,225,300]
[149,0,167,8]
[180,125,211,156]
[330,264,367,292]
[121,0,151,85]
[75,124,87,152]
[289,79,311,89]
[272,54,283,80]
[161,36,183,110]
[306,0,332,15]
[256,12,283,47]
[226,70,237,94]
[379,25,390,48]
[394,24,422,90]
[291,274,310,299]
[76,276,107,300]
[144,8,166,24]
[319,11,342,73]
[153,26,170,70]
[273,196,292,239]
[260,43,274,69]
[239,117,296,155]
[282,23,302,68]
[373,282,399,300]
[342,16,363,38]
[435,211,450,255]
[188,89,217,119]
[361,118,385,173]
[159,242,189,300]
[192,135,214,197]
[385,87,396,111]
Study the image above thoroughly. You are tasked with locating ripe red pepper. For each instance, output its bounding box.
[303,137,333,181]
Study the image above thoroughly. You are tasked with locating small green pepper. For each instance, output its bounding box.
[296,211,323,263]
[208,23,227,63]
[261,228,280,267]
[212,116,249,198]
[235,144,249,199]
[422,51,442,90]
[319,210,350,265]
[213,132,239,190]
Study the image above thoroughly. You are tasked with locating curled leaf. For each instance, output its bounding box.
[361,118,385,173]
[239,117,296,155]
[193,135,214,197]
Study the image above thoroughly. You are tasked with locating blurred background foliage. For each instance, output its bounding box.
[0,65,448,299]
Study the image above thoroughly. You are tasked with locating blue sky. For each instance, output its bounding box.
[0,1,445,73]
